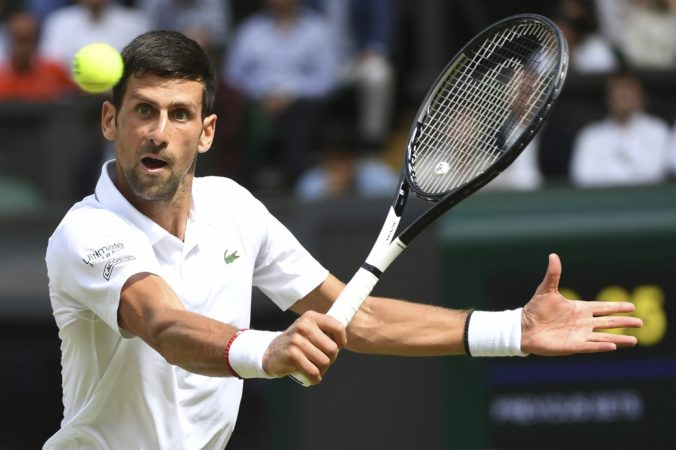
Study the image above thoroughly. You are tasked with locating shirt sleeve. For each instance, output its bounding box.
[251,200,328,310]
[46,208,162,336]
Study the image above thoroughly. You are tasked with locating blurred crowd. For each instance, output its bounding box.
[2,0,676,211]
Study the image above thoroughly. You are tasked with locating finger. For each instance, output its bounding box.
[291,313,344,374]
[534,253,561,295]
[289,346,323,385]
[589,301,636,316]
[562,332,638,354]
[567,341,618,354]
[298,338,334,373]
[294,312,345,347]
[305,329,340,363]
[314,314,348,348]
[593,316,643,330]
[285,334,336,383]
[591,331,638,347]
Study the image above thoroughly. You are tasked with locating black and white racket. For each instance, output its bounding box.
[291,13,568,386]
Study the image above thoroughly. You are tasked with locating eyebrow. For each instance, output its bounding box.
[128,92,199,111]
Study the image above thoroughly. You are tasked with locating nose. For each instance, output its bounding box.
[148,111,169,147]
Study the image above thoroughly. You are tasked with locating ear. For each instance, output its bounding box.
[198,114,217,154]
[101,101,117,141]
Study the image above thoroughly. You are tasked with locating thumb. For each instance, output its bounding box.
[535,253,561,295]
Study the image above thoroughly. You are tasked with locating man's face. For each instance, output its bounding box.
[607,77,643,121]
[9,13,38,69]
[102,73,215,204]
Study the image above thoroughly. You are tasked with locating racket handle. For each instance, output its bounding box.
[327,267,379,326]
[289,267,379,387]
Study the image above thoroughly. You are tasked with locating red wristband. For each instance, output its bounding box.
[224,329,247,379]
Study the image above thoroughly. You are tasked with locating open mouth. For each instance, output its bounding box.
[141,157,168,170]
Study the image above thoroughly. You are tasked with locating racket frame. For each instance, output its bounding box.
[395,13,568,246]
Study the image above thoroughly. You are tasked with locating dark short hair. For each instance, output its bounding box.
[606,68,644,93]
[112,30,217,117]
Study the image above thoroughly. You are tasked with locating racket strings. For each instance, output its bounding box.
[414,32,516,187]
[423,26,557,191]
[410,21,560,196]
[423,73,512,189]
[499,23,560,145]
[415,82,501,189]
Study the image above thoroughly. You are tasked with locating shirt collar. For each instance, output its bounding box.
[94,160,176,247]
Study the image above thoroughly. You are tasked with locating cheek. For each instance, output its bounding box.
[176,126,205,151]
[171,128,205,163]
[115,129,142,154]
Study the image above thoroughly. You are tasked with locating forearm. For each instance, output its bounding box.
[119,273,239,377]
[346,296,470,356]
[141,308,237,377]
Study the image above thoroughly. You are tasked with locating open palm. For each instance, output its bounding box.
[521,254,642,356]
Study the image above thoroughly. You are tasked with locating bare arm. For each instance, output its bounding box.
[346,297,468,355]
[291,274,469,356]
[118,272,238,377]
[292,254,642,358]
[118,272,346,383]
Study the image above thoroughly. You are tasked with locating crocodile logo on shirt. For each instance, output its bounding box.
[224,250,240,265]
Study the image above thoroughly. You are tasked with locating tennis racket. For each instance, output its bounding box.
[290,13,568,386]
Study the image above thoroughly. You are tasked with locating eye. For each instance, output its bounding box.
[173,109,189,121]
[136,103,153,117]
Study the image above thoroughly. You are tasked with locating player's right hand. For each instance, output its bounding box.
[262,311,347,384]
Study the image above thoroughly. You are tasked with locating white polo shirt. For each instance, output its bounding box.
[44,161,328,450]
[570,112,670,187]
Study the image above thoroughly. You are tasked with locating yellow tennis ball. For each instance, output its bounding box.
[72,43,124,94]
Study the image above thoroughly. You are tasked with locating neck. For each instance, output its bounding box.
[11,55,33,73]
[88,5,105,22]
[114,165,194,242]
[613,110,636,126]
[273,7,298,28]
[138,194,191,241]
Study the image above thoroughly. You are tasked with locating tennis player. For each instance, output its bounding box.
[44,30,641,449]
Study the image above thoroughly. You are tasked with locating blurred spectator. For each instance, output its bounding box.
[483,138,543,192]
[24,0,70,21]
[570,70,670,187]
[223,0,338,189]
[484,52,547,192]
[0,11,76,101]
[38,0,149,69]
[295,123,398,201]
[619,0,676,69]
[555,0,619,74]
[307,0,396,149]
[594,0,632,50]
[136,0,230,57]
[0,4,8,62]
[38,0,149,198]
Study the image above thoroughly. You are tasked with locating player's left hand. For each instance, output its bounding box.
[520,253,643,356]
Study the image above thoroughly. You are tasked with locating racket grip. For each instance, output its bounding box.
[327,267,379,327]
[289,267,379,387]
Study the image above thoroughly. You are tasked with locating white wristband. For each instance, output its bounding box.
[467,308,528,357]
[227,330,282,379]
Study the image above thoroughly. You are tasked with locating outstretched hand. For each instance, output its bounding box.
[521,254,643,356]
